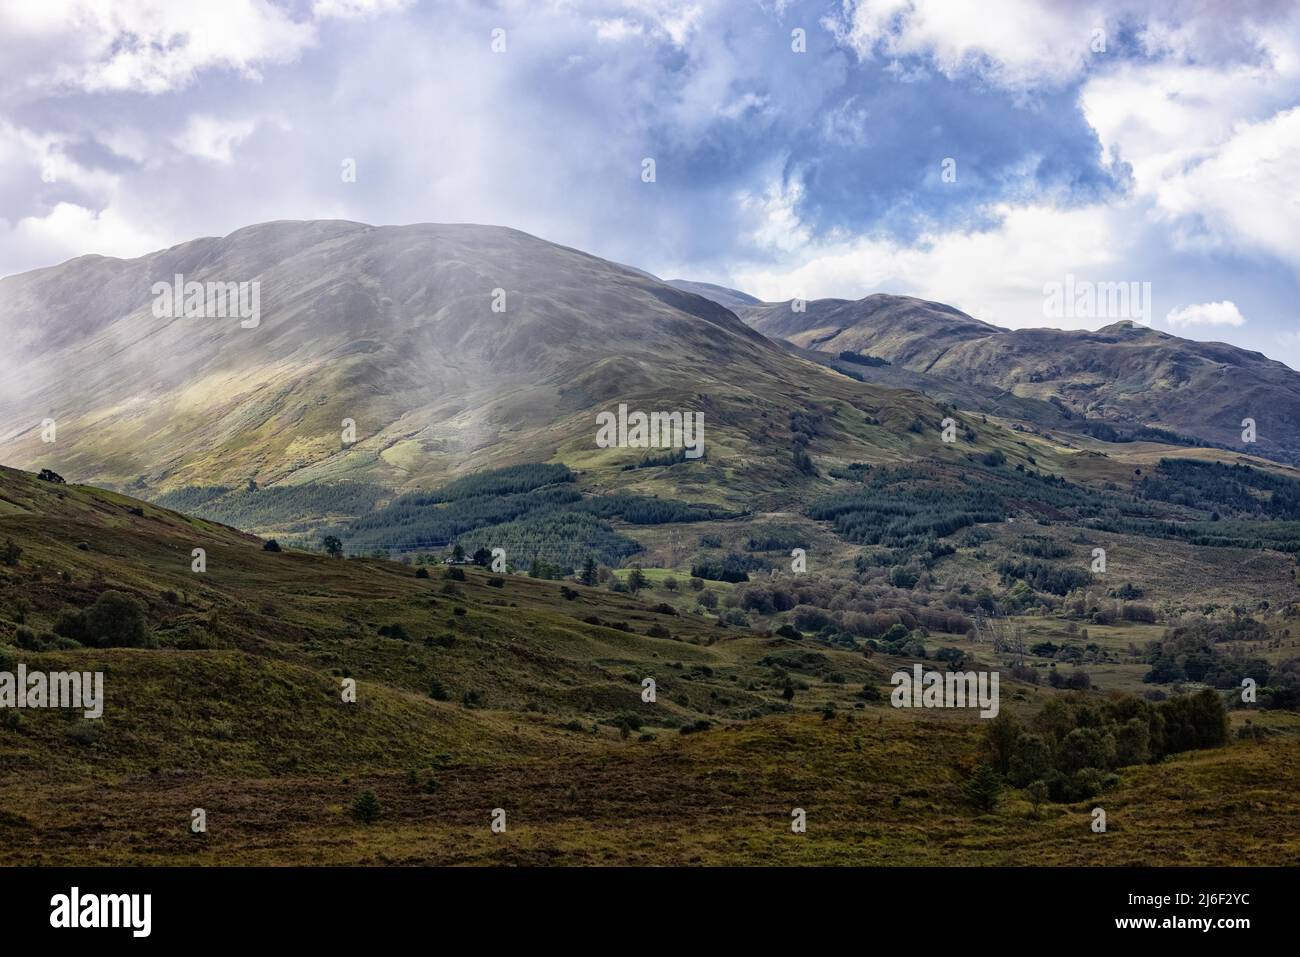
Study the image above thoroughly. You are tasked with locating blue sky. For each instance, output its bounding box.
[2,0,1299,365]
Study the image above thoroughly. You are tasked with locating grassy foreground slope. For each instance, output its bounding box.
[1,465,1297,865]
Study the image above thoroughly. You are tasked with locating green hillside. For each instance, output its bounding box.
[2,464,1298,865]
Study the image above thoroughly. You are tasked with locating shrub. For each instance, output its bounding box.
[1009,663,1039,685]
[626,566,647,594]
[935,646,967,669]
[1027,779,1049,816]
[82,590,148,648]
[1160,688,1229,753]
[53,609,87,643]
[351,791,380,823]
[67,720,102,748]
[262,539,281,552]
[1047,768,1105,803]
[1007,734,1053,787]
[962,765,1002,811]
[1058,727,1115,774]
[0,538,21,566]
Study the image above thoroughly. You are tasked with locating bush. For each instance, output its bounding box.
[351,791,380,823]
[0,538,21,566]
[53,609,87,643]
[1160,688,1229,753]
[962,765,1002,811]
[1114,717,1150,765]
[1058,727,1115,774]
[1009,663,1039,685]
[935,646,967,669]
[1006,734,1053,787]
[1047,767,1106,802]
[1026,780,1049,816]
[261,539,281,552]
[82,590,148,648]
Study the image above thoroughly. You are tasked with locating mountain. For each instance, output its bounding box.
[665,279,762,312]
[0,222,974,500]
[737,294,1300,464]
[742,293,1000,366]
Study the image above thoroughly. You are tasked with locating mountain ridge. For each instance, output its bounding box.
[0,220,974,499]
[730,293,1300,463]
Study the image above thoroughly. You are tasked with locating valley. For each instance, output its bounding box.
[2,222,1299,866]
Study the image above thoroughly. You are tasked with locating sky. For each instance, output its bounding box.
[1,0,1298,365]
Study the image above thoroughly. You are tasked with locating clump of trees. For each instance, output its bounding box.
[979,689,1228,805]
[1143,617,1273,688]
[690,552,764,583]
[996,558,1091,597]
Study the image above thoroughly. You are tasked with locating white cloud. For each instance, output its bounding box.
[832,0,1110,89]
[734,199,1125,328]
[0,202,169,276]
[312,0,414,20]
[737,177,812,254]
[0,119,120,201]
[594,18,645,42]
[1154,106,1300,268]
[0,0,421,99]
[0,0,320,96]
[831,0,1300,91]
[599,1,703,48]
[175,115,260,163]
[1165,301,1246,327]
[0,0,419,98]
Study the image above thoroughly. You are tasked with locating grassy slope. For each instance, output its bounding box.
[2,465,1298,865]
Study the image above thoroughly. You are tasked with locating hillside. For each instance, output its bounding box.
[736,294,1300,464]
[3,464,1299,865]
[0,222,1020,506]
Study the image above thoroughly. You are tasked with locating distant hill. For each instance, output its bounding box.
[665,279,762,312]
[737,294,1300,464]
